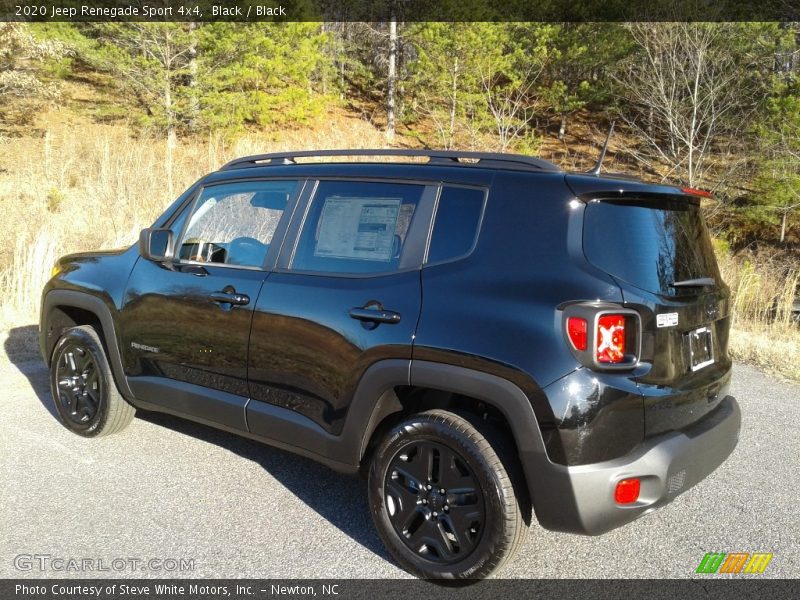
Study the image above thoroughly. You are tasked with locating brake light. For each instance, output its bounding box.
[681,187,713,198]
[614,478,640,504]
[566,317,588,351]
[597,314,626,363]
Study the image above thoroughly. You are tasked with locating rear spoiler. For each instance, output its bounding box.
[564,174,705,203]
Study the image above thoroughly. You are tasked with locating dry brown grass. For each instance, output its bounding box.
[726,327,800,381]
[717,246,800,382]
[0,113,390,327]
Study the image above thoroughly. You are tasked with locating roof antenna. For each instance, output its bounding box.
[586,120,615,176]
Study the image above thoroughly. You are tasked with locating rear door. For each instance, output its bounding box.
[582,195,732,436]
[246,179,436,438]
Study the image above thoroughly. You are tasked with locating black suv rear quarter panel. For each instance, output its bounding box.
[414,172,645,465]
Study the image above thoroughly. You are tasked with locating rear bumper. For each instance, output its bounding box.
[529,395,740,535]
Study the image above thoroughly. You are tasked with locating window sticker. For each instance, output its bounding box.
[314,196,402,261]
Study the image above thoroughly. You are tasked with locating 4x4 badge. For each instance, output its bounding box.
[656,313,679,328]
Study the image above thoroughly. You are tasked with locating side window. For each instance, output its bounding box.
[292,181,426,274]
[177,180,298,268]
[427,186,486,264]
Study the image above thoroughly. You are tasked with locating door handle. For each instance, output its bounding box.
[349,307,401,324]
[209,291,250,306]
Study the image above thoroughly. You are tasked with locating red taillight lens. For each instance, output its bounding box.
[597,314,626,363]
[567,317,588,351]
[614,478,641,504]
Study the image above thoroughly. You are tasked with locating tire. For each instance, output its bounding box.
[49,325,135,437]
[368,409,529,580]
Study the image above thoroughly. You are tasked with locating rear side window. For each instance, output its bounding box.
[292,180,425,274]
[427,186,486,264]
[583,199,721,296]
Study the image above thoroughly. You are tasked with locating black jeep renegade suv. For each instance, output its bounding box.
[40,149,740,579]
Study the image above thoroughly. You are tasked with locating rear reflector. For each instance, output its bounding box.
[597,314,626,363]
[567,317,588,351]
[614,478,640,504]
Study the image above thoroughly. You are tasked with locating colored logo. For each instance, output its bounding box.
[696,552,773,574]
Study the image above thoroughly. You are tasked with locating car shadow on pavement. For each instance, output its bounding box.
[136,409,394,565]
[3,325,58,419]
[4,324,394,567]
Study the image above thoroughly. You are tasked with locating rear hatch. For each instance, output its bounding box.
[580,192,731,437]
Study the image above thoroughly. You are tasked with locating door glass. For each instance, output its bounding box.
[178,180,298,268]
[292,180,425,274]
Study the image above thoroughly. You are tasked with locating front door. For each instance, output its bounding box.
[119,179,302,430]
[246,179,437,440]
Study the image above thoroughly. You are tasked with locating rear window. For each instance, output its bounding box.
[583,199,721,296]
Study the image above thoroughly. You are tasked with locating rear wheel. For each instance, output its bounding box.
[50,325,134,437]
[368,409,528,580]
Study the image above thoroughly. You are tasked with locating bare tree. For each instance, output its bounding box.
[412,55,460,149]
[616,23,756,187]
[479,62,543,152]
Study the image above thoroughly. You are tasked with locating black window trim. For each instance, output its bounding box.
[167,177,308,272]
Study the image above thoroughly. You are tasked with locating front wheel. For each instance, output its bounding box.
[368,410,529,580]
[50,325,135,437]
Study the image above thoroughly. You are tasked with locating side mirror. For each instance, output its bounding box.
[139,228,173,262]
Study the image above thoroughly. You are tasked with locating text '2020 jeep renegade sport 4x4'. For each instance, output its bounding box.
[40,149,740,580]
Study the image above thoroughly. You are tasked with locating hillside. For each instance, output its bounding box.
[1,21,798,381]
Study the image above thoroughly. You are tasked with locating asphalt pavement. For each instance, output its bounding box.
[1,334,797,579]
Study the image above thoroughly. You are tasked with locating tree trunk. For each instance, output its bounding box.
[164,68,176,197]
[687,45,704,188]
[558,113,566,140]
[780,210,787,243]
[187,22,199,131]
[448,57,458,149]
[386,15,397,142]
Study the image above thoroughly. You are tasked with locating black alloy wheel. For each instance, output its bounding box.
[384,439,485,563]
[55,341,101,426]
[50,325,135,437]
[369,409,529,580]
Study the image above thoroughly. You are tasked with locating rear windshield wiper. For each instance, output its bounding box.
[670,277,716,288]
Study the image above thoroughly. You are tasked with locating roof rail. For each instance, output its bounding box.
[220,149,561,173]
